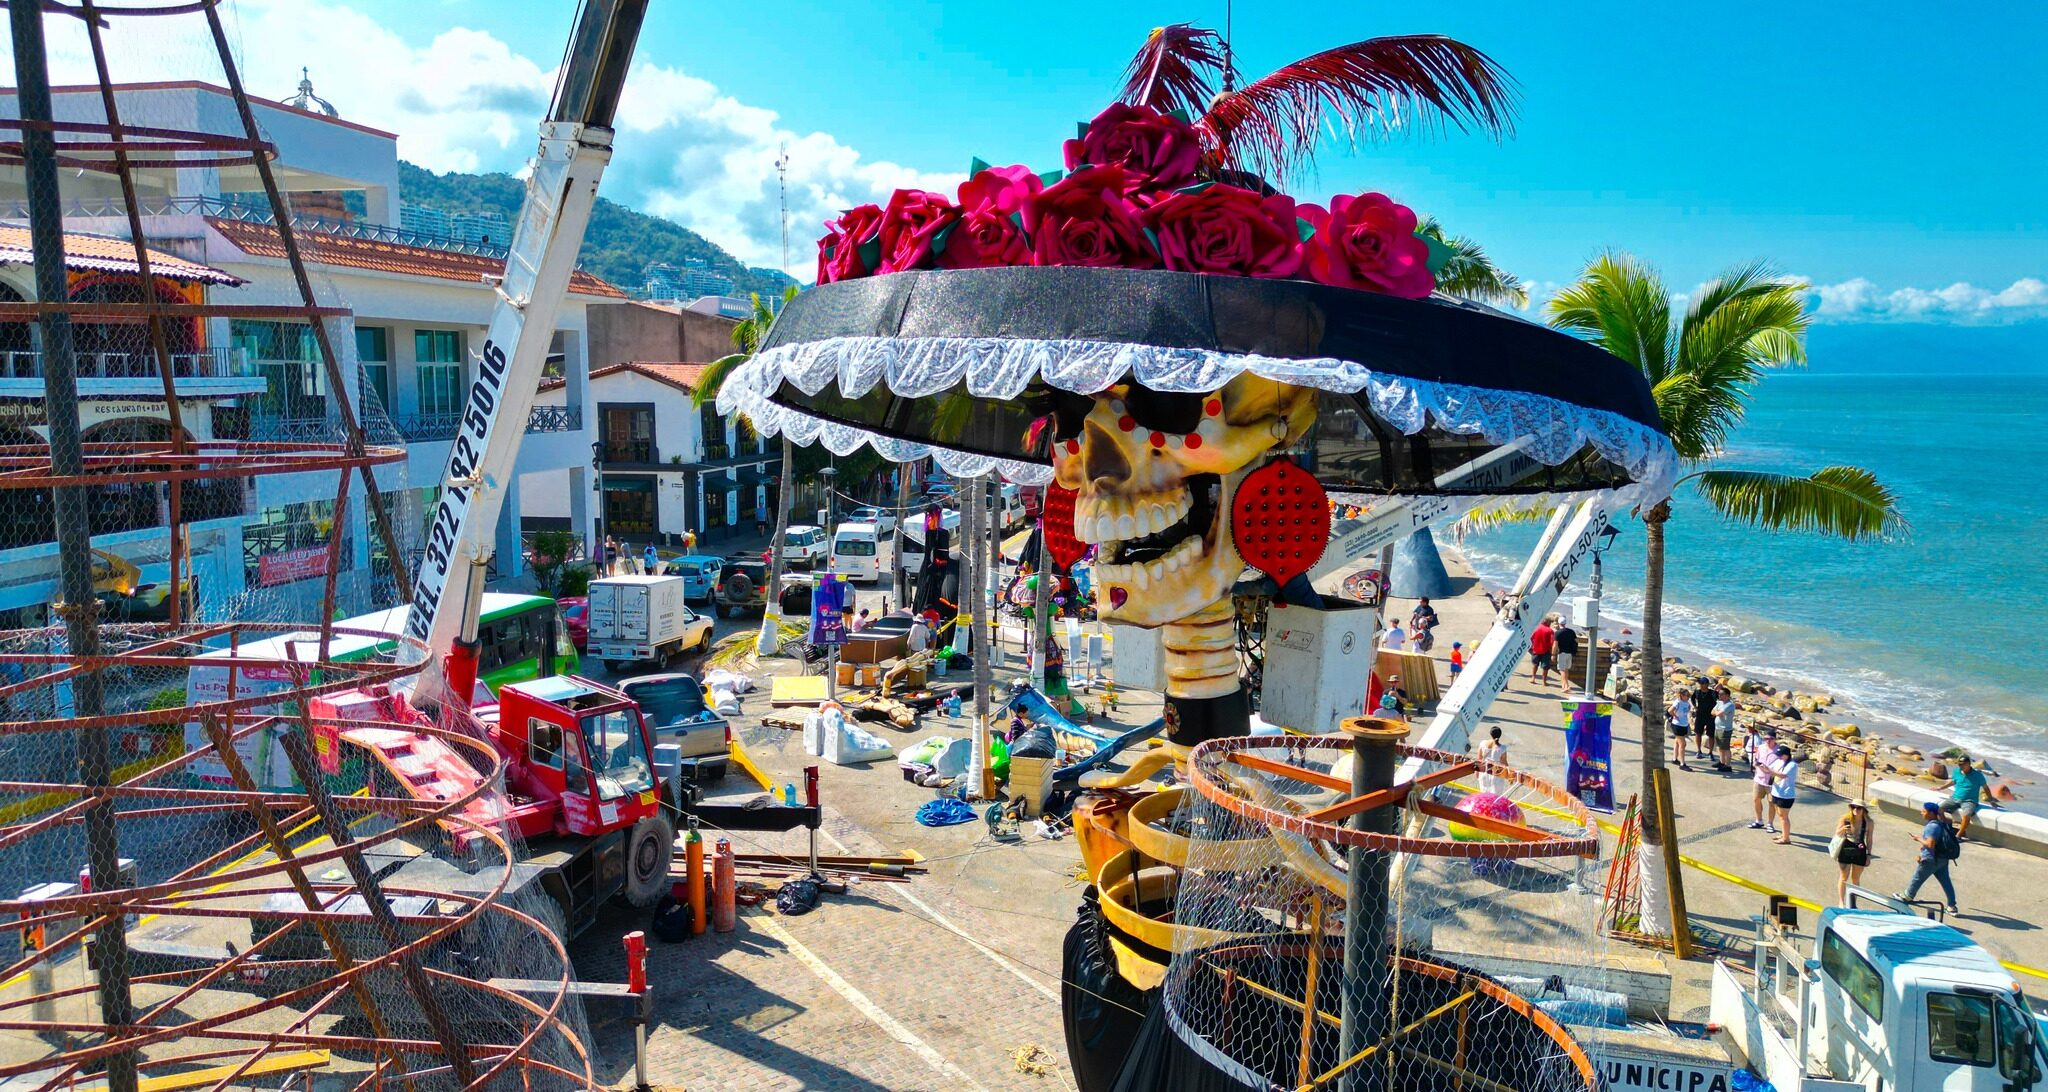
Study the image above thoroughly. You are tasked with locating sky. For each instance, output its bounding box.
[12,0,2045,323]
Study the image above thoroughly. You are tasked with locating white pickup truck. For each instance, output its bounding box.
[1612,903,2047,1092]
[587,574,714,670]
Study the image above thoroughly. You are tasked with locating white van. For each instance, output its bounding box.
[831,522,881,583]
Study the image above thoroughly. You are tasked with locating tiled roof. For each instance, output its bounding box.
[206,217,628,298]
[538,361,712,395]
[0,223,244,286]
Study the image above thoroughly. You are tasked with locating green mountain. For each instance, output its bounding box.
[396,161,798,299]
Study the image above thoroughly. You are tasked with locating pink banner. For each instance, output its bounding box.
[257,545,330,587]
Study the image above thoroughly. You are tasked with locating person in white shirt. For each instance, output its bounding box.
[1748,728,1781,831]
[1382,621,1409,651]
[1668,689,1694,772]
[1478,727,1510,795]
[1768,743,1801,845]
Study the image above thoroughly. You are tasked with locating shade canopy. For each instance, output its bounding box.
[718,267,1676,505]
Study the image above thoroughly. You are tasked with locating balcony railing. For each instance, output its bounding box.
[0,346,243,381]
[248,403,583,446]
[600,441,658,465]
[2,194,516,261]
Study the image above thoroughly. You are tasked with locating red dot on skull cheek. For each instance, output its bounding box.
[1149,432,1166,448]
[1184,433,1202,449]
[1205,399,1222,417]
[1118,416,1136,432]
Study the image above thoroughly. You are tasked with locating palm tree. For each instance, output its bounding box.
[694,286,798,654]
[1118,24,1516,184]
[1419,216,1527,307]
[1547,254,1905,937]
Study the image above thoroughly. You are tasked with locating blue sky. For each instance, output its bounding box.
[47,0,2044,321]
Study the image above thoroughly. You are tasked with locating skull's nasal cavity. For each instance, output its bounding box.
[1082,417,1132,493]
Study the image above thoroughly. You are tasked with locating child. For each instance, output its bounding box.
[1449,641,1465,681]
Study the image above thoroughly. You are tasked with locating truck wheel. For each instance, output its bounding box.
[622,816,676,909]
[604,660,623,673]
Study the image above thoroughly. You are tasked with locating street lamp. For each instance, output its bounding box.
[819,465,837,543]
[1582,523,1623,697]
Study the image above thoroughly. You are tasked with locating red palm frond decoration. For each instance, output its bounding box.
[1206,35,1517,181]
[1118,24,1225,119]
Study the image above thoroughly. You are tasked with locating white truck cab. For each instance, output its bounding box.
[1709,907,2045,1092]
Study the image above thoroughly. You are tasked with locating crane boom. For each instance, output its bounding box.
[402,0,647,684]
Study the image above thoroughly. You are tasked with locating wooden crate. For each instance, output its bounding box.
[1010,756,1054,817]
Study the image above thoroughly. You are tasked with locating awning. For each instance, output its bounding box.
[700,475,735,494]
[0,223,244,286]
[735,466,769,486]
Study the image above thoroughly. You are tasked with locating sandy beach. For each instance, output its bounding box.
[1437,541,2046,820]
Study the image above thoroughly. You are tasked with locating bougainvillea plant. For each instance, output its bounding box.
[815,102,1448,297]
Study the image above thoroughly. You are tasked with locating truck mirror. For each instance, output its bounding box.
[1802,958,1821,982]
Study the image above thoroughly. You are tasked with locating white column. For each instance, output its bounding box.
[569,466,591,556]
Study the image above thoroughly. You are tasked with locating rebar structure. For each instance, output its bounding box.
[0,2,599,1089]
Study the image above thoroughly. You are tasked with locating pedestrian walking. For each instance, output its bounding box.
[1690,682,1716,762]
[1409,598,1438,652]
[1448,641,1465,683]
[1943,755,1991,840]
[1769,744,1800,845]
[1478,727,1510,795]
[604,534,620,575]
[1669,687,1695,772]
[1895,800,1961,914]
[643,543,659,575]
[684,528,698,552]
[1382,620,1409,652]
[1748,728,1780,830]
[1529,617,1556,687]
[1832,799,1874,907]
[1553,620,1579,689]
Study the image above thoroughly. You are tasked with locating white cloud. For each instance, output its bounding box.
[6,0,955,278]
[1810,276,2048,324]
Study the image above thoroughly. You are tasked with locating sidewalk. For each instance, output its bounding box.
[1405,549,2048,1015]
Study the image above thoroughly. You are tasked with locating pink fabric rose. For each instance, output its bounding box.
[938,164,1042,270]
[815,203,884,284]
[1142,184,1302,279]
[1062,103,1203,193]
[1297,192,1435,298]
[876,189,958,274]
[1022,166,1159,269]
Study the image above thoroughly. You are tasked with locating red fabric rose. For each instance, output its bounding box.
[876,189,958,274]
[1022,166,1159,269]
[938,164,1041,270]
[815,203,884,284]
[1297,192,1435,298]
[1142,184,1302,278]
[1062,103,1203,193]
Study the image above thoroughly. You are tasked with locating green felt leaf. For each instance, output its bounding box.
[969,156,991,177]
[1076,121,1090,139]
[1419,232,1455,276]
[931,220,957,255]
[1297,218,1317,243]
[1169,108,1195,125]
[857,237,881,272]
[1174,181,1215,195]
[1142,226,1160,252]
[1039,169,1066,187]
[1010,211,1026,234]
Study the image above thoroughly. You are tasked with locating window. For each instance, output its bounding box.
[415,328,465,417]
[1820,930,1884,1022]
[579,709,651,801]
[528,717,563,769]
[701,403,729,460]
[836,538,876,556]
[601,405,655,463]
[1996,995,2042,1083]
[233,319,325,418]
[1928,992,1995,1066]
[356,326,390,409]
[481,608,548,674]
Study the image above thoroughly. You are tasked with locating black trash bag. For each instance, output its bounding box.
[649,893,692,944]
[1011,724,1058,760]
[776,875,822,915]
[1062,889,1154,1092]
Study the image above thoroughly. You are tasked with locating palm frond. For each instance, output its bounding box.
[690,352,748,409]
[1545,252,1672,379]
[706,621,806,673]
[1691,466,1907,542]
[1118,24,1224,117]
[1418,216,1527,307]
[1448,499,1561,543]
[1204,34,1517,182]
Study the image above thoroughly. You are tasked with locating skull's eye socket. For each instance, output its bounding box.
[1047,391,1094,442]
[1123,387,1205,436]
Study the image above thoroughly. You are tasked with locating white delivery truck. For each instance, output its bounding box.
[1612,901,2047,1091]
[831,521,882,583]
[587,574,714,670]
[899,508,961,578]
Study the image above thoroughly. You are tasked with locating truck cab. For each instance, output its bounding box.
[1714,908,2046,1092]
[493,675,661,840]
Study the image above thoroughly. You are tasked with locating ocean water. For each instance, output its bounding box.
[1460,323,2048,773]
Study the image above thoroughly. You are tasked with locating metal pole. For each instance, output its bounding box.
[1338,717,1408,1092]
[1583,550,1602,698]
[8,9,135,1091]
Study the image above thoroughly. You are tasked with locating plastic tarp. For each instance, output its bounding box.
[804,703,894,765]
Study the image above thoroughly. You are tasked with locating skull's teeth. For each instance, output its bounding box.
[1073,487,1193,545]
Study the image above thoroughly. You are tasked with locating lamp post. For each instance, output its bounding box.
[590,439,605,563]
[1583,524,1622,697]
[819,465,837,543]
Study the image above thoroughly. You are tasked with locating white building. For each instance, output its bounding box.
[0,77,623,621]
[524,361,780,549]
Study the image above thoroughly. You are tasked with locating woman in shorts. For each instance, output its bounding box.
[1668,688,1694,771]
[1832,799,1873,906]
[1770,744,1800,845]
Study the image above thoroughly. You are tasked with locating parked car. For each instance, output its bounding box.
[781,524,827,568]
[667,554,726,602]
[846,506,897,534]
[559,595,589,652]
[616,673,729,786]
[712,557,771,618]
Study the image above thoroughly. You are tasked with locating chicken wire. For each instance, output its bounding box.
[0,2,599,1088]
[1133,733,1609,1092]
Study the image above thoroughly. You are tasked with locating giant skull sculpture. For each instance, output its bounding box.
[1052,374,1317,701]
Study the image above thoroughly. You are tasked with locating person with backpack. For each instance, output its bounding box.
[1896,799,1961,914]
